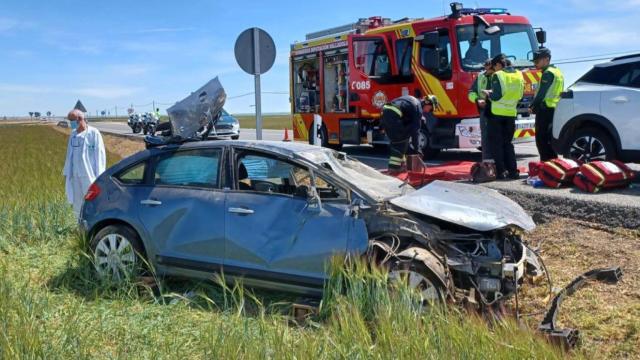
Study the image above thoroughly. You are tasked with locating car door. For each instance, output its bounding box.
[599,62,640,151]
[224,149,365,287]
[137,147,227,272]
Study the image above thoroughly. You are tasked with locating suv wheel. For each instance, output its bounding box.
[564,127,616,162]
[90,225,145,282]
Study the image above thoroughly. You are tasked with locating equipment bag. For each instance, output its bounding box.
[528,161,543,177]
[573,160,636,193]
[471,162,497,183]
[539,158,580,188]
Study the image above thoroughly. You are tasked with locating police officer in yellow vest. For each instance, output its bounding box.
[483,54,524,180]
[468,59,494,162]
[529,47,564,161]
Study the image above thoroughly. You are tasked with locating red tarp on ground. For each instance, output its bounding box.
[382,161,475,187]
[382,161,528,188]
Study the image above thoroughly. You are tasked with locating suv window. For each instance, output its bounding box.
[579,62,640,88]
[237,153,347,199]
[154,148,221,188]
[116,161,146,185]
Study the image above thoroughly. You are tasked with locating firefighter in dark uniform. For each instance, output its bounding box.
[483,54,524,180]
[529,47,564,161]
[381,95,436,173]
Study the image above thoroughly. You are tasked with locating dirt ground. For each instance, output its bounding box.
[520,218,640,359]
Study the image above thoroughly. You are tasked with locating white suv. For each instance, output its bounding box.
[552,54,640,162]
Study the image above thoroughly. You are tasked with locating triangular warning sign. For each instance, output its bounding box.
[74,100,87,113]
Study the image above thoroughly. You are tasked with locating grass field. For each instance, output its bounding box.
[1,123,636,359]
[235,114,292,130]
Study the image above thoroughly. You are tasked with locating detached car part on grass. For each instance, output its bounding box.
[538,266,623,349]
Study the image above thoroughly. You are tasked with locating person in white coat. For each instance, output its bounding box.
[62,109,106,217]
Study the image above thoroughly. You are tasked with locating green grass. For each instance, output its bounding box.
[0,124,565,359]
[234,114,291,130]
[86,114,293,131]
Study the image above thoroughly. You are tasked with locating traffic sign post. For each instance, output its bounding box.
[234,27,276,140]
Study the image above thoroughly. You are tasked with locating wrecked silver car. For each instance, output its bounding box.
[81,138,542,306]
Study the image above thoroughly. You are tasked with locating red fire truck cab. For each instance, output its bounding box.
[290,3,546,157]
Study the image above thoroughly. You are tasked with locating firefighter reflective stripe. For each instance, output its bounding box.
[492,70,524,117]
[542,66,564,108]
[389,156,404,166]
[383,104,403,117]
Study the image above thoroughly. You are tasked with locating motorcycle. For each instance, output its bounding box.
[142,112,158,135]
[128,114,142,134]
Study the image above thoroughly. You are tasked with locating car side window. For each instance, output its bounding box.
[154,148,221,189]
[236,153,347,199]
[116,161,146,185]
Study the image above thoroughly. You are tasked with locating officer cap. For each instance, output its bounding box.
[533,47,552,61]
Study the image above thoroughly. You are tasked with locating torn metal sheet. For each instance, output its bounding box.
[167,77,226,140]
[390,180,536,232]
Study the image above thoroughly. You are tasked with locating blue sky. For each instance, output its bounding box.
[1,0,639,117]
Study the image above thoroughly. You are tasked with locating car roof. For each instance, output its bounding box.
[158,140,331,158]
[596,53,640,68]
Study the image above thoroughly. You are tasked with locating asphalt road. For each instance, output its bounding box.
[92,121,540,169]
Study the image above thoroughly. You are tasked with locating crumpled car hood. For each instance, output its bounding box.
[389,180,536,232]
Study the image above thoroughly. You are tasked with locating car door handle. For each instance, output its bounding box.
[228,207,254,215]
[140,199,162,206]
[612,96,629,103]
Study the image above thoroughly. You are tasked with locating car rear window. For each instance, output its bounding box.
[116,162,146,185]
[154,149,221,188]
[579,62,640,88]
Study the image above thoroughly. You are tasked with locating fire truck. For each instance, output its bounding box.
[290,3,546,158]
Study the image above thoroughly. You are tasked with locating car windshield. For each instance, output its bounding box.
[456,23,537,71]
[297,149,412,201]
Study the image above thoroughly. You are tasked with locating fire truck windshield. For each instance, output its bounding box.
[456,24,537,71]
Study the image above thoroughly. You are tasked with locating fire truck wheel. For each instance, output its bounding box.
[415,128,440,160]
[309,124,342,150]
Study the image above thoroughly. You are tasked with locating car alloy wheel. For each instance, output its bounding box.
[388,269,441,303]
[569,135,607,161]
[94,233,137,282]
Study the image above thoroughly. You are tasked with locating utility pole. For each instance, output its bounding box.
[152,100,155,113]
[115,106,118,119]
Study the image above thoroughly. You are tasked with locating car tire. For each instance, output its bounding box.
[563,126,617,162]
[308,123,342,151]
[90,224,146,283]
[388,260,445,305]
[231,135,239,140]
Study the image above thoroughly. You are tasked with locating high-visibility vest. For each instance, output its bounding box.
[538,66,564,108]
[491,69,524,117]
[468,72,490,103]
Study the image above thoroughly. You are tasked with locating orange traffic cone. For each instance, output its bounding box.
[282,128,291,142]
